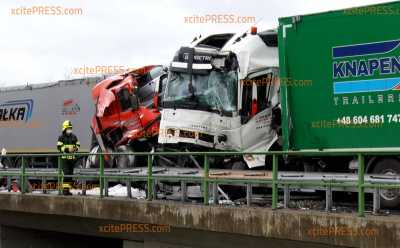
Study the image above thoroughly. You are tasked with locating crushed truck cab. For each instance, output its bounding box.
[159,30,280,168]
[89,65,167,168]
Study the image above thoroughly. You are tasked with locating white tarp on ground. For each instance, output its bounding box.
[0,184,235,205]
[71,184,146,198]
[0,184,146,198]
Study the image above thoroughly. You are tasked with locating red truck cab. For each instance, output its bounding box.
[89,65,166,168]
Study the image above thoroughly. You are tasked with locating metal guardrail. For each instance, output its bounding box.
[1,151,400,217]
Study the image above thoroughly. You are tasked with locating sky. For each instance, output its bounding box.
[0,0,392,86]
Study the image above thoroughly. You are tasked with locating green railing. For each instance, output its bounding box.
[1,150,400,217]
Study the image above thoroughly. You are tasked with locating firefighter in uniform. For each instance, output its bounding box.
[57,120,80,195]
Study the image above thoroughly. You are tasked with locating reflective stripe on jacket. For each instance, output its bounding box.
[57,133,80,160]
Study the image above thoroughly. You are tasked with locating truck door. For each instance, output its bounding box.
[240,69,278,120]
[239,68,279,168]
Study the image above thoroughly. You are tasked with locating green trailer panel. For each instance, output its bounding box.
[278,1,400,151]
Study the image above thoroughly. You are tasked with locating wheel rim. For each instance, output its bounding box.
[380,169,399,201]
[116,154,135,168]
[86,146,100,168]
[115,146,135,168]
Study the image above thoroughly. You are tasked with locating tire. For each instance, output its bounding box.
[0,157,12,186]
[115,145,136,169]
[74,157,86,169]
[0,157,13,169]
[372,158,400,208]
[86,145,113,168]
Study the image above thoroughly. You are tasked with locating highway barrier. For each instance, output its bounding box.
[1,150,400,217]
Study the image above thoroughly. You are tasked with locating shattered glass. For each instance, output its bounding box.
[164,70,238,113]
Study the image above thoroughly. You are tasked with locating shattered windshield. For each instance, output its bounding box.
[164,70,238,113]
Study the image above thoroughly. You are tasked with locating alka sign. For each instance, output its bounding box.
[0,99,34,122]
[332,40,400,106]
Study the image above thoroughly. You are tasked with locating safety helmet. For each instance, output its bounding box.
[62,120,73,131]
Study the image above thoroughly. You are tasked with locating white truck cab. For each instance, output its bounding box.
[159,29,280,168]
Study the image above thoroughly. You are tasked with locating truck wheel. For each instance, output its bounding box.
[372,158,400,208]
[74,157,86,169]
[86,145,113,168]
[0,157,13,169]
[86,146,100,168]
[115,145,136,169]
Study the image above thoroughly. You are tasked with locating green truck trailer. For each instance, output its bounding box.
[278,1,400,207]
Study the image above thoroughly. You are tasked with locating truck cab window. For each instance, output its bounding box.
[240,72,275,123]
[256,73,274,112]
[241,81,253,118]
[118,88,133,111]
[103,102,119,117]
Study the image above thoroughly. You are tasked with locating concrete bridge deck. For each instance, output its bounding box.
[0,193,398,248]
